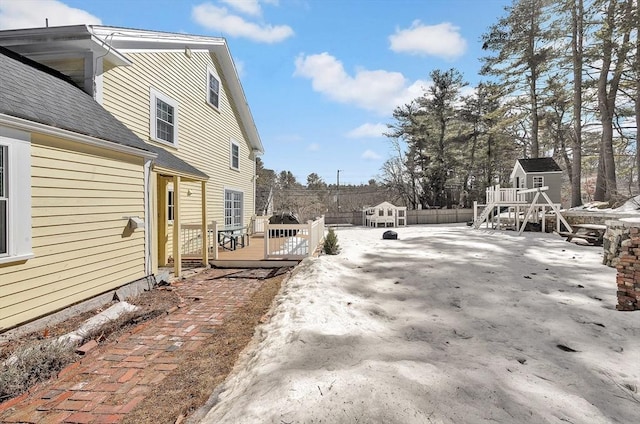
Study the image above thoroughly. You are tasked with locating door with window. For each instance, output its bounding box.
[224,190,243,229]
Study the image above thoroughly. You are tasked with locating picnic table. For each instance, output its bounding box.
[218,226,249,251]
[559,224,607,246]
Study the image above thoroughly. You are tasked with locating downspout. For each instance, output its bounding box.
[144,159,152,279]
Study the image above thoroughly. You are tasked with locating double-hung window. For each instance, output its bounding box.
[0,129,32,264]
[167,187,175,222]
[207,68,220,109]
[533,176,544,188]
[224,190,243,228]
[150,88,179,146]
[230,139,240,170]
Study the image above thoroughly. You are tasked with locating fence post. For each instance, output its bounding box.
[264,222,270,259]
[307,220,313,257]
[211,221,218,260]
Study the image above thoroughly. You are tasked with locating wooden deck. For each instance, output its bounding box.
[215,234,265,261]
[182,234,301,268]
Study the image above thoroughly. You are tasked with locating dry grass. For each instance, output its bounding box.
[0,340,77,402]
[0,272,285,422]
[0,289,181,403]
[121,273,286,424]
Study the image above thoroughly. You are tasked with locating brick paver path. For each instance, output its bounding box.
[0,268,269,423]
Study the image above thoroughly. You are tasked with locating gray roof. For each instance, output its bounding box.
[517,158,562,173]
[0,46,208,180]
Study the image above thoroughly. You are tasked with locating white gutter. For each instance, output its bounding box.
[0,114,157,159]
[143,158,152,277]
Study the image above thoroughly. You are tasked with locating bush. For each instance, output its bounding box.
[323,228,340,255]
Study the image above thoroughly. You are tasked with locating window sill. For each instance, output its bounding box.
[0,252,35,265]
[149,137,179,150]
[206,102,221,114]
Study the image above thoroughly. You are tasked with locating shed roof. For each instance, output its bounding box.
[517,158,562,173]
[0,46,208,180]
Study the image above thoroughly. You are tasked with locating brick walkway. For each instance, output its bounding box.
[0,268,270,423]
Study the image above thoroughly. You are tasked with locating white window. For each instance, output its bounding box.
[0,145,7,255]
[230,139,240,170]
[533,176,544,188]
[207,68,220,109]
[150,88,179,146]
[0,129,33,264]
[224,190,243,228]
[167,187,174,222]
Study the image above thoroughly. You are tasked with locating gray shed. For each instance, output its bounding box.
[510,158,563,204]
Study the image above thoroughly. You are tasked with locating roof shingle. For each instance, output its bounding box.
[517,158,562,173]
[0,46,208,180]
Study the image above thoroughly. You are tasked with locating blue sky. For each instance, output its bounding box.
[0,0,512,185]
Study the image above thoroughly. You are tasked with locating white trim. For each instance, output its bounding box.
[0,129,33,263]
[167,185,175,223]
[89,25,264,154]
[0,114,156,159]
[0,253,35,265]
[206,65,221,111]
[223,188,244,228]
[143,159,151,276]
[532,176,544,188]
[229,138,240,171]
[149,88,179,147]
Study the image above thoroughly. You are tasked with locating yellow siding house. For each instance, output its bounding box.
[0,25,264,281]
[0,47,156,331]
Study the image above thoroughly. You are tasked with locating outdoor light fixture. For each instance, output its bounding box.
[123,216,144,230]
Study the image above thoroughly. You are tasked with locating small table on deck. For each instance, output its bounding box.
[560,224,607,246]
[217,226,249,251]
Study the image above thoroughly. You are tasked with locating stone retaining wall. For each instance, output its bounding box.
[613,219,640,311]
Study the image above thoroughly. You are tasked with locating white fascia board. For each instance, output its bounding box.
[0,114,157,159]
[0,25,131,67]
[509,161,524,181]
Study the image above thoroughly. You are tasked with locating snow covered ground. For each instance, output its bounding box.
[200,224,640,424]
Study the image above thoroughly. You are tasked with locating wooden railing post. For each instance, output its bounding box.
[211,221,218,260]
[264,222,270,259]
[201,181,208,266]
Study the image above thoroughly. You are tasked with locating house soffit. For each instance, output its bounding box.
[0,26,131,68]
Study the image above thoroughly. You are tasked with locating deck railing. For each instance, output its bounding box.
[264,215,325,259]
[485,185,522,203]
[180,223,216,256]
[253,215,269,234]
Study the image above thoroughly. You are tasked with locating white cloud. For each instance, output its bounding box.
[389,21,466,60]
[307,143,320,151]
[362,150,382,160]
[346,123,387,139]
[0,0,101,30]
[220,0,261,16]
[294,52,427,115]
[192,3,293,43]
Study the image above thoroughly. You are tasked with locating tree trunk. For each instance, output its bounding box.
[528,1,540,158]
[596,0,633,202]
[594,142,606,201]
[636,0,640,193]
[570,0,583,207]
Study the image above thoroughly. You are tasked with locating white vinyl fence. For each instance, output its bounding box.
[264,215,325,259]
